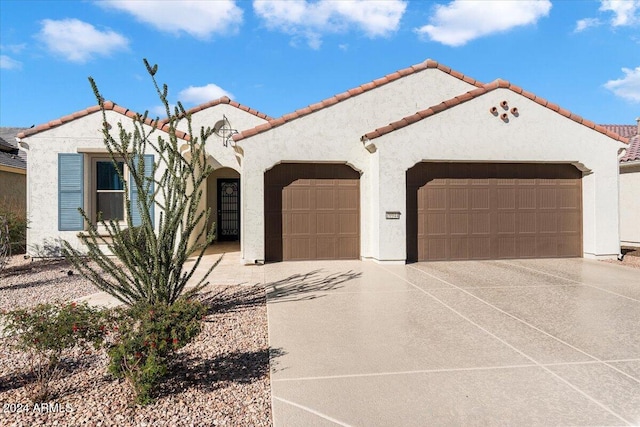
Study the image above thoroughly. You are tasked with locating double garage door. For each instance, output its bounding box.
[407,163,582,261]
[265,164,360,261]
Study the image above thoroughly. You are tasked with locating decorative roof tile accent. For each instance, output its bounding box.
[157,96,273,125]
[361,79,630,145]
[601,125,639,163]
[17,102,191,141]
[621,135,640,163]
[233,59,484,142]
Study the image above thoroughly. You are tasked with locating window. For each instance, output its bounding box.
[95,160,125,222]
[58,153,154,231]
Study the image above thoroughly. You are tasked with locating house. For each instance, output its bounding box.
[17,59,628,262]
[602,121,640,247]
[0,127,27,214]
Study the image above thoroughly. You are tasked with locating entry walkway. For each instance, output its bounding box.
[266,258,640,426]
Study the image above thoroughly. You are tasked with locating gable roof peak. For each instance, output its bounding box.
[233,58,483,142]
[16,101,191,141]
[361,80,629,144]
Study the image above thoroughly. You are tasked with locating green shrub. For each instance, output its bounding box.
[2,302,108,401]
[106,298,206,404]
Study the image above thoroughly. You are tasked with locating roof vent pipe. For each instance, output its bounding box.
[636,117,639,135]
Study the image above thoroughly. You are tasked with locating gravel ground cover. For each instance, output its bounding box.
[0,257,272,426]
[601,246,640,270]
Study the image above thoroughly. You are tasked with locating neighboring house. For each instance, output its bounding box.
[0,127,27,214]
[17,59,628,263]
[602,121,640,247]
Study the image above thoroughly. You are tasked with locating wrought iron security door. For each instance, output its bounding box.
[217,179,240,241]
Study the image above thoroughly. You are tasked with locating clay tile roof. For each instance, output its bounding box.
[233,59,484,143]
[600,125,639,163]
[620,135,640,163]
[157,96,273,125]
[361,79,630,145]
[16,101,190,141]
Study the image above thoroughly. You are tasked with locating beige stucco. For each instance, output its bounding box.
[620,163,640,247]
[20,103,267,257]
[237,68,478,263]
[19,63,625,263]
[369,88,624,262]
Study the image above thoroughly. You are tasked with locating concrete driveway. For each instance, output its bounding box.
[265,258,640,426]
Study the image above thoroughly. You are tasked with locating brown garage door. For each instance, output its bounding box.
[265,163,360,261]
[407,163,582,261]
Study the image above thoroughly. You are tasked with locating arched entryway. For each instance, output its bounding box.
[207,167,241,242]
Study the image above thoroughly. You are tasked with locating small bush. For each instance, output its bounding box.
[0,201,27,255]
[106,298,206,404]
[2,302,108,402]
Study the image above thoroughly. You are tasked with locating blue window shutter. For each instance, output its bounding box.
[129,154,155,227]
[58,153,84,231]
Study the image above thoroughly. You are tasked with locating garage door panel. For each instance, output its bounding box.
[338,188,359,209]
[316,188,335,209]
[497,188,516,209]
[539,188,557,209]
[471,212,491,234]
[518,188,537,209]
[426,213,447,235]
[518,237,538,257]
[517,212,537,234]
[316,213,336,234]
[409,163,582,261]
[471,188,490,209]
[265,164,360,261]
[538,212,558,233]
[497,212,516,233]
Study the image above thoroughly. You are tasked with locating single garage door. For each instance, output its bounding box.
[265,163,360,261]
[407,163,582,261]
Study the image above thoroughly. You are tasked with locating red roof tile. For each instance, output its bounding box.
[601,125,639,163]
[17,101,191,141]
[233,59,484,143]
[361,80,630,145]
[620,135,640,163]
[157,96,273,125]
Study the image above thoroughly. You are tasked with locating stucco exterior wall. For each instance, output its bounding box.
[238,68,477,263]
[620,164,640,247]
[371,88,624,261]
[177,103,268,173]
[0,169,26,214]
[20,110,168,256]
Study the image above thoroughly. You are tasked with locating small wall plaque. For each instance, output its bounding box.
[385,211,401,220]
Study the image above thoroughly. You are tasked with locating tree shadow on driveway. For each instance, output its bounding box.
[265,269,362,303]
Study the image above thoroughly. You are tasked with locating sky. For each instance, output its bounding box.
[0,0,639,130]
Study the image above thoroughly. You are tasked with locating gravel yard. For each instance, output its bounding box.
[0,257,272,426]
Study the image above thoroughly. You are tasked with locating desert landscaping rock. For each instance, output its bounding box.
[0,260,272,426]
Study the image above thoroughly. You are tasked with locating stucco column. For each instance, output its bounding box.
[240,159,265,264]
[373,157,407,263]
[584,157,621,258]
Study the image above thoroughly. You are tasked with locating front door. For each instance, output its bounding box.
[217,179,240,241]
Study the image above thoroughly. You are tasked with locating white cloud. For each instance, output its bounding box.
[253,0,406,49]
[99,0,243,39]
[574,18,601,32]
[415,0,551,47]
[0,55,22,70]
[604,67,640,102]
[178,84,234,105]
[599,0,640,26]
[37,19,128,63]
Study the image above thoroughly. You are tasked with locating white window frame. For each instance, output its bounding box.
[90,156,129,227]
